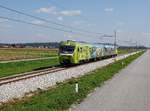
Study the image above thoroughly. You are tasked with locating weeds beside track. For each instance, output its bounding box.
[0,58,59,78]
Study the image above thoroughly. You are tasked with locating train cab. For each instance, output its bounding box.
[59,41,77,65]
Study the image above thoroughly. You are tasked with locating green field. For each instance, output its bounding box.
[117,48,139,55]
[0,58,59,78]
[0,51,144,111]
[0,48,58,61]
[0,48,59,78]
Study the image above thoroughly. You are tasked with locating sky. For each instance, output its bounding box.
[0,0,150,46]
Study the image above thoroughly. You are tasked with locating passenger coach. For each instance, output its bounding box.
[59,40,117,65]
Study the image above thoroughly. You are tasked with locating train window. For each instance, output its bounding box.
[78,48,80,52]
[59,46,75,54]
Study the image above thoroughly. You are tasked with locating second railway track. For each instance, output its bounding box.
[0,67,66,86]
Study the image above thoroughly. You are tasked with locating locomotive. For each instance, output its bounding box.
[59,40,118,65]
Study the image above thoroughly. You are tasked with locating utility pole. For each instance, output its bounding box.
[114,30,117,49]
[100,30,117,49]
[136,41,138,49]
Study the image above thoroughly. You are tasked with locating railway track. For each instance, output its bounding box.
[0,57,117,86]
[0,54,128,86]
[0,67,66,86]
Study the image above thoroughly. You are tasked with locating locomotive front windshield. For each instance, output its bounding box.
[59,45,75,54]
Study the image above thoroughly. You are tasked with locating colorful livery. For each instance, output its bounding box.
[59,40,117,65]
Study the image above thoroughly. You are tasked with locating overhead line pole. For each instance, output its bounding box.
[100,30,117,46]
[114,30,117,49]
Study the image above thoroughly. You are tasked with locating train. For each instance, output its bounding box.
[59,40,118,65]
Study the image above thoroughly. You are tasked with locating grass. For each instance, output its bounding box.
[0,51,144,111]
[118,48,135,54]
[0,58,59,78]
[0,48,58,61]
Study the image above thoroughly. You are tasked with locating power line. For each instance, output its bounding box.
[0,16,70,32]
[0,4,102,35]
[0,16,102,37]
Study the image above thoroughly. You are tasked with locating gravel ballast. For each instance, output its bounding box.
[0,52,139,103]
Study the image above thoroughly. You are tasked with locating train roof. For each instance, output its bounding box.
[60,40,92,46]
[96,43,115,46]
[60,40,116,48]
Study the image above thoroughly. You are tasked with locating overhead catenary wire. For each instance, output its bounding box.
[0,16,102,38]
[0,4,102,35]
[0,16,71,33]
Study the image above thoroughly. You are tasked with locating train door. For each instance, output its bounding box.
[86,46,89,60]
[77,47,83,62]
[101,48,103,57]
[76,47,80,63]
[104,46,107,56]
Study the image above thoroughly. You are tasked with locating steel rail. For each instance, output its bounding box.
[0,67,66,86]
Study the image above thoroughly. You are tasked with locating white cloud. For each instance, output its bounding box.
[104,8,114,12]
[36,6,57,15]
[57,16,63,21]
[36,6,82,17]
[32,20,45,25]
[60,10,81,16]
